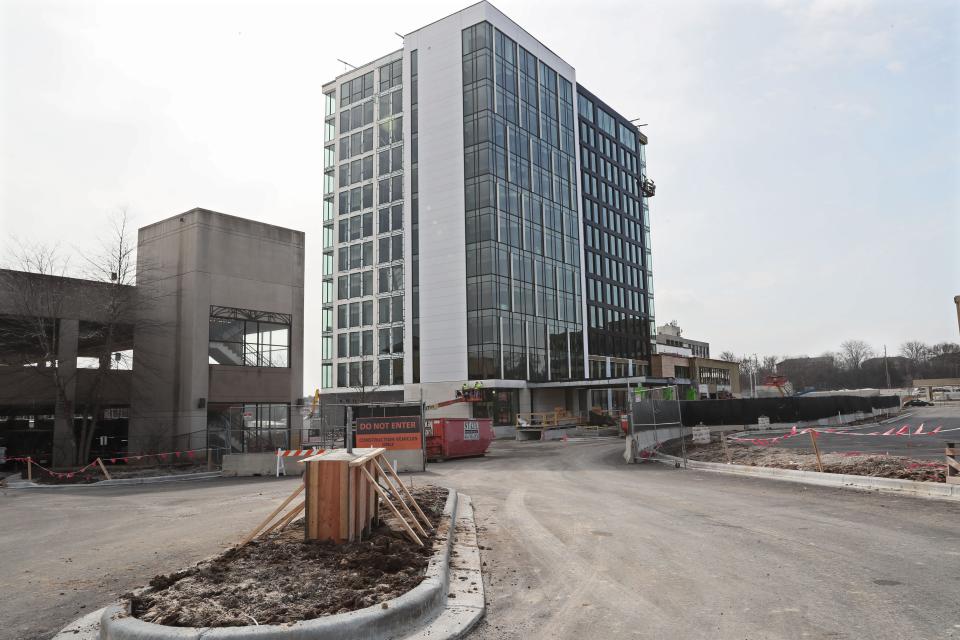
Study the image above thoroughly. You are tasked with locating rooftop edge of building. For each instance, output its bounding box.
[323,48,403,88]
[137,207,305,247]
[577,84,649,145]
[404,1,570,68]
[321,1,575,88]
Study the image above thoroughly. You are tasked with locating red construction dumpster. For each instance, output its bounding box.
[425,418,494,461]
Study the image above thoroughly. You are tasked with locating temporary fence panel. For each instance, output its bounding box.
[628,385,685,465]
[678,394,899,427]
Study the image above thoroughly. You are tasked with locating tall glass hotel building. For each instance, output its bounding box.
[321,2,657,422]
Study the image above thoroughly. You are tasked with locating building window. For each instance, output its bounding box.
[206,403,290,453]
[378,204,403,233]
[379,59,403,91]
[340,71,374,107]
[378,265,404,293]
[379,88,403,119]
[378,145,404,176]
[378,117,403,147]
[208,306,291,368]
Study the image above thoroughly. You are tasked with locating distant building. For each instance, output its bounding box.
[0,208,305,467]
[649,353,740,399]
[654,321,709,358]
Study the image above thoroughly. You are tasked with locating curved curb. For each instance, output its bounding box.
[398,493,485,640]
[99,490,459,640]
[53,607,107,640]
[654,453,960,502]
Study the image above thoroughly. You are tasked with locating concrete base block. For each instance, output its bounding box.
[492,425,516,439]
[221,453,280,477]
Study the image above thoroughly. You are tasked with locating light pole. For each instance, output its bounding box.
[954,295,959,336]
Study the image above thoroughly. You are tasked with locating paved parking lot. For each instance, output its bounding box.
[2,438,958,640]
[768,405,960,460]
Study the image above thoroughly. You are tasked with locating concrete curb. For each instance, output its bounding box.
[399,493,485,639]
[98,490,460,640]
[655,453,960,502]
[53,607,106,640]
[6,471,222,489]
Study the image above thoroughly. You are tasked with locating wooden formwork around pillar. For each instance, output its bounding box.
[302,448,385,543]
[947,442,959,485]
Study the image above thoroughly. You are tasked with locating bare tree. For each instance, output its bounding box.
[70,210,139,465]
[760,355,779,376]
[0,209,169,465]
[899,340,929,364]
[0,242,75,463]
[929,342,960,357]
[839,340,874,370]
[718,351,739,363]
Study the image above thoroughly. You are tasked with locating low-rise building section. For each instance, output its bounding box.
[0,208,305,466]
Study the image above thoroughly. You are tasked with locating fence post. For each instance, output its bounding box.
[26,457,32,482]
[809,430,824,472]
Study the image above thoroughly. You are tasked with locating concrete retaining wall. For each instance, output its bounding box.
[222,453,279,477]
[381,449,425,473]
[624,426,684,463]
[492,426,516,440]
[515,427,580,442]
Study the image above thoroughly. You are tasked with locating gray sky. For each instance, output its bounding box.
[2,0,958,388]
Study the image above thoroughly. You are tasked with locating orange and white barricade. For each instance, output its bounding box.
[276,447,324,477]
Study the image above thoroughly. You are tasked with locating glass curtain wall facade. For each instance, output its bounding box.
[576,86,654,378]
[462,22,584,382]
[322,56,407,390]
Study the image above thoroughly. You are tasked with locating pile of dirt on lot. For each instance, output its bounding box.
[126,485,448,627]
[678,442,946,482]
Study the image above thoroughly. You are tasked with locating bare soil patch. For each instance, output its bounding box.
[126,485,448,627]
[678,442,946,482]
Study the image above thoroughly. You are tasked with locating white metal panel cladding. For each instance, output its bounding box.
[405,2,582,385]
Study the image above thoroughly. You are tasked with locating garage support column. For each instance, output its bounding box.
[53,318,78,467]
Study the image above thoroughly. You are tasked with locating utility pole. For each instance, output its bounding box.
[883,345,891,389]
[954,295,960,336]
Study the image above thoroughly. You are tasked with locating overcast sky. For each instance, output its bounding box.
[2,0,958,387]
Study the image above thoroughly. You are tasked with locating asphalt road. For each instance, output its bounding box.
[759,405,960,460]
[2,439,958,640]
[0,478,301,640]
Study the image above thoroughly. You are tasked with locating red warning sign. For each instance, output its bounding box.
[355,417,423,450]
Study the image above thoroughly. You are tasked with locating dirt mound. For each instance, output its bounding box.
[679,442,946,482]
[127,485,448,627]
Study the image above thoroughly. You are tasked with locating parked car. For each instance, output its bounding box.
[903,399,934,407]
